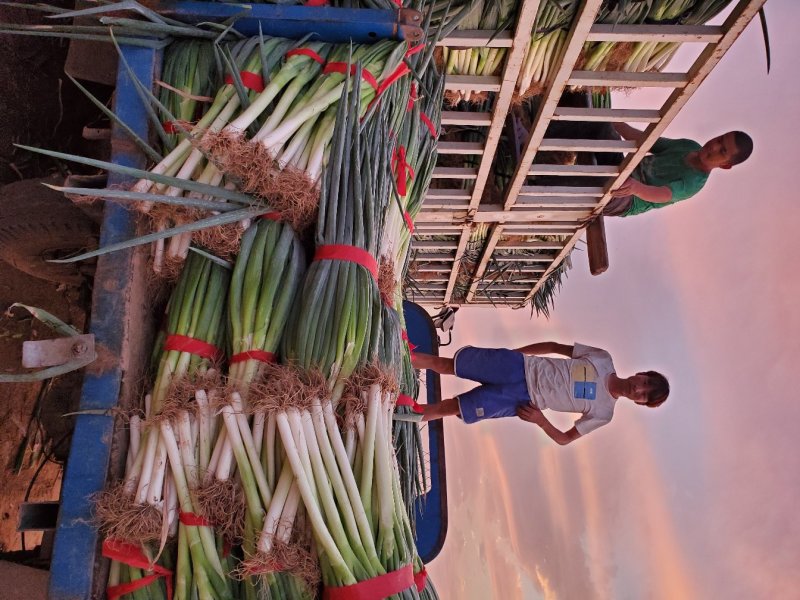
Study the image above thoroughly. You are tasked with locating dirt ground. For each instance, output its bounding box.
[0,2,109,559]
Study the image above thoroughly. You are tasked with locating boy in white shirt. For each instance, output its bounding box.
[412,342,669,445]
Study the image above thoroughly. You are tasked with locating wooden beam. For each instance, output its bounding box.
[528,164,619,176]
[444,74,502,92]
[431,167,478,179]
[552,107,661,122]
[437,30,514,48]
[519,185,605,197]
[569,70,688,88]
[440,111,492,126]
[539,138,637,152]
[496,240,564,251]
[412,252,457,261]
[513,196,600,208]
[425,188,472,200]
[421,198,471,210]
[436,141,484,155]
[586,24,723,43]
[491,254,551,262]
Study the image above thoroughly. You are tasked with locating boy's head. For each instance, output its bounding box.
[701,131,753,170]
[628,371,670,408]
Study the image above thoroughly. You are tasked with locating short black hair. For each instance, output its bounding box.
[641,371,669,407]
[730,131,753,166]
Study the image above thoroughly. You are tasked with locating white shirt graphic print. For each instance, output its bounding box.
[523,343,618,436]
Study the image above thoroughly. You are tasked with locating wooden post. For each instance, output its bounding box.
[586,216,609,276]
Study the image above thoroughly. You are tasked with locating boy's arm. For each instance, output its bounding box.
[613,122,645,143]
[515,341,574,357]
[517,406,582,446]
[612,177,673,203]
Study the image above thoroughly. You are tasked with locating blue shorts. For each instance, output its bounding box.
[453,346,531,424]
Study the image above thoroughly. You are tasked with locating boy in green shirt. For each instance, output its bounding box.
[602,123,753,217]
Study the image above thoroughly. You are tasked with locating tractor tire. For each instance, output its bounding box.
[0,176,99,286]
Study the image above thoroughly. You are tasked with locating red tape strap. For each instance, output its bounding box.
[261,211,282,221]
[179,511,211,527]
[323,564,414,600]
[103,539,173,600]
[374,62,410,101]
[396,394,424,414]
[406,82,418,112]
[224,71,265,93]
[415,567,428,591]
[323,62,378,91]
[392,146,415,197]
[401,330,417,352]
[163,121,178,134]
[107,575,163,600]
[305,0,328,4]
[230,350,276,365]
[405,44,425,58]
[286,48,326,65]
[403,211,414,233]
[420,112,438,138]
[163,334,223,363]
[313,245,378,281]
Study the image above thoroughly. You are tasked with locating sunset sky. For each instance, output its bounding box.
[425,3,799,598]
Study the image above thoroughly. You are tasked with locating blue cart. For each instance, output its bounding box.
[48,5,445,597]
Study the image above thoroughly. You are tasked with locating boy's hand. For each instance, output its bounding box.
[517,404,546,425]
[611,178,638,197]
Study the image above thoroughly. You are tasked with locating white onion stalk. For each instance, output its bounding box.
[275,409,356,585]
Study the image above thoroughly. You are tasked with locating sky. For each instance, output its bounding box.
[425,2,800,598]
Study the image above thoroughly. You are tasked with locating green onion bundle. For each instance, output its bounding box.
[517,0,577,96]
[442,0,516,103]
[282,71,391,390]
[100,252,232,600]
[158,39,220,152]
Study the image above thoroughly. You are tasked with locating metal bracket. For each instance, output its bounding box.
[398,9,424,43]
[22,334,96,369]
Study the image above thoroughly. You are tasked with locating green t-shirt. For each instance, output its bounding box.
[624,137,708,217]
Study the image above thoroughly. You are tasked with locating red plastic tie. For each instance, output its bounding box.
[163,334,223,363]
[107,575,163,600]
[261,211,282,221]
[305,0,328,5]
[375,62,411,100]
[405,44,425,58]
[414,567,428,591]
[323,564,414,600]
[396,393,424,414]
[406,83,419,112]
[229,350,276,365]
[224,71,265,93]
[323,62,378,91]
[103,539,173,600]
[392,146,415,197]
[313,245,378,281]
[403,211,415,233]
[401,329,417,352]
[179,512,211,527]
[286,48,326,65]
[163,121,178,134]
[420,112,438,138]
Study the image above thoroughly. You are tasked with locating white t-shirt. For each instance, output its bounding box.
[523,343,617,436]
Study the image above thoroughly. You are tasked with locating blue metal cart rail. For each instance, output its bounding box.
[157,1,423,43]
[403,301,448,563]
